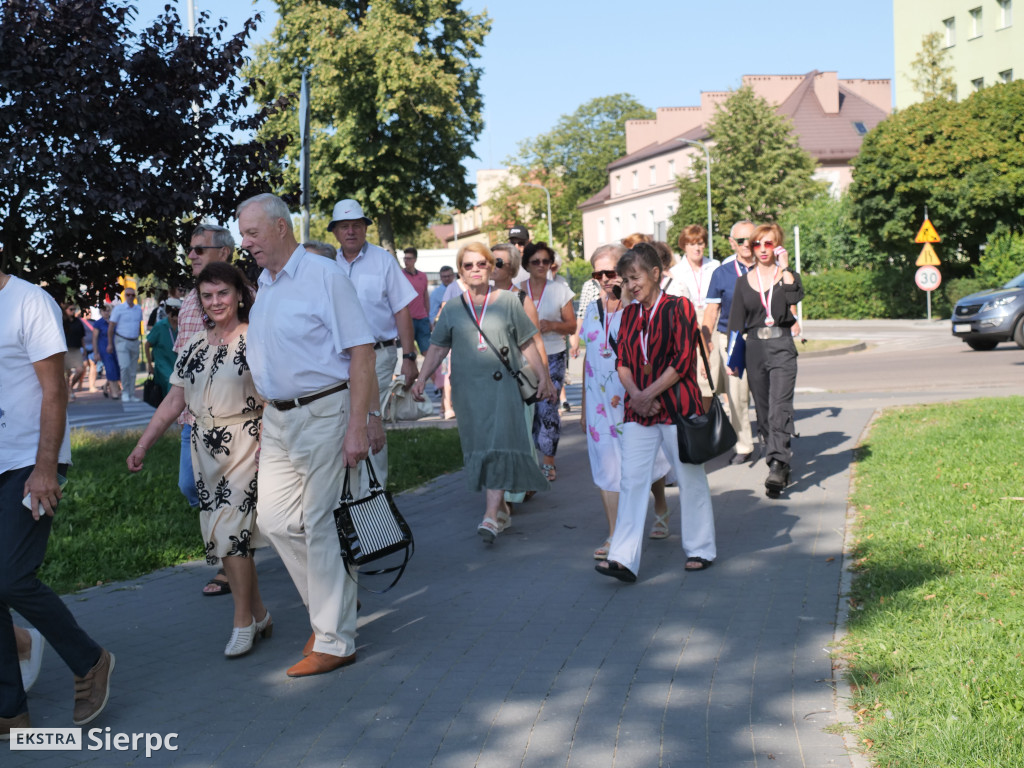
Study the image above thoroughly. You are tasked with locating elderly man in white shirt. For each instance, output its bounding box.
[240,193,381,679]
[328,199,418,491]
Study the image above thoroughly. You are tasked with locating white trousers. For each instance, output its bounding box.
[114,335,140,395]
[607,422,716,576]
[258,388,357,656]
[715,330,755,454]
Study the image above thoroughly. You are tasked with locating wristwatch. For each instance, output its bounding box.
[368,410,382,419]
[402,352,416,361]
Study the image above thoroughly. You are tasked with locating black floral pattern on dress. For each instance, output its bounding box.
[226,529,252,558]
[176,341,208,385]
[239,474,258,518]
[209,343,228,376]
[195,475,211,512]
[204,540,217,565]
[213,476,231,508]
[202,426,232,457]
[242,395,262,438]
[233,337,249,376]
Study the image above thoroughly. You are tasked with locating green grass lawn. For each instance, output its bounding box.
[41,426,463,594]
[844,397,1024,767]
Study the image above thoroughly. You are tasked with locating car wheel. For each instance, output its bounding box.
[966,338,999,351]
[1014,316,1024,349]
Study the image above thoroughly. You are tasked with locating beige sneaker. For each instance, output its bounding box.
[72,649,114,726]
[0,711,31,741]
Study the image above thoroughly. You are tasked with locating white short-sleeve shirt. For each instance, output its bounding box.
[248,246,375,401]
[0,276,72,473]
[517,279,575,356]
[669,258,721,308]
[335,242,418,342]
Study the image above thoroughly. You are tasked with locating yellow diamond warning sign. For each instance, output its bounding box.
[914,218,940,243]
[916,242,940,266]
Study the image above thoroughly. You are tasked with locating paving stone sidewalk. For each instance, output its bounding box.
[12,400,871,768]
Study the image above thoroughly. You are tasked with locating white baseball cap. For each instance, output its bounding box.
[328,199,373,230]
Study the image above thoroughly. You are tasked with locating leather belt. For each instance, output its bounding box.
[754,326,787,340]
[115,332,139,341]
[373,339,398,350]
[269,382,348,412]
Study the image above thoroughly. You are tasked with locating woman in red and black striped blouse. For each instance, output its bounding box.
[595,245,716,583]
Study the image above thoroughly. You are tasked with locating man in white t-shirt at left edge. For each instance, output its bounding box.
[328,199,418,491]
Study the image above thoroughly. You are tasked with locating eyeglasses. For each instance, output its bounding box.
[494,258,505,269]
[752,240,775,249]
[189,245,224,255]
[529,258,553,267]
[462,260,489,270]
[591,269,618,280]
[733,237,749,245]
[510,239,526,247]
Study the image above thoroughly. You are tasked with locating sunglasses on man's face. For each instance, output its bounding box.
[733,237,749,245]
[752,240,775,249]
[591,269,618,280]
[529,258,553,267]
[189,245,222,255]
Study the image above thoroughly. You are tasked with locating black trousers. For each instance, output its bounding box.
[0,464,101,717]
[745,336,798,466]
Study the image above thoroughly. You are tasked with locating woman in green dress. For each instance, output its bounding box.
[145,298,180,398]
[412,242,555,542]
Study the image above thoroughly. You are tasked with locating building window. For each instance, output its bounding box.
[1000,69,1014,82]
[649,165,656,185]
[631,170,638,190]
[630,212,638,230]
[668,159,676,178]
[852,121,868,135]
[647,210,655,233]
[614,175,621,195]
[998,0,1012,28]
[597,218,606,244]
[971,77,985,91]
[969,7,982,37]
[944,17,956,46]
[612,216,621,240]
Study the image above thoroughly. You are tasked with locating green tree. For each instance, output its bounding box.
[777,193,879,272]
[910,31,957,102]
[976,230,1024,287]
[247,0,490,253]
[486,94,654,257]
[668,86,823,256]
[0,0,284,300]
[849,81,1024,268]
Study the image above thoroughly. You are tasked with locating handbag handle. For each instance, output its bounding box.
[340,458,384,501]
[343,542,412,594]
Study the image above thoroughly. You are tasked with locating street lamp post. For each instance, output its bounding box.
[677,138,713,262]
[523,182,554,244]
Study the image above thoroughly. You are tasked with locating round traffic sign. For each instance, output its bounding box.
[915,265,941,292]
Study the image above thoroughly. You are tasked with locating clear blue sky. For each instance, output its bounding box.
[136,0,895,201]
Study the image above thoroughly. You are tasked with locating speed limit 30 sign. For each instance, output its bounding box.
[914,265,941,292]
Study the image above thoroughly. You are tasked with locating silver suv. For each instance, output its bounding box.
[951,271,1024,351]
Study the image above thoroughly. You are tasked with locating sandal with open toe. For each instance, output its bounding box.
[496,502,512,532]
[648,508,671,540]
[541,463,557,482]
[593,539,611,560]
[202,568,231,597]
[595,560,637,583]
[685,557,714,571]
[477,518,499,543]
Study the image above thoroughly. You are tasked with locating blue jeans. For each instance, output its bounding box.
[412,316,431,355]
[1,464,102,717]
[179,425,199,507]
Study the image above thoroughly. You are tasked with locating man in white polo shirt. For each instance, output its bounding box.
[241,193,380,678]
[106,287,143,401]
[328,199,418,490]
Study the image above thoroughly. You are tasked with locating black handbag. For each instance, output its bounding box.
[671,329,737,464]
[461,296,541,404]
[333,460,414,593]
[142,377,163,408]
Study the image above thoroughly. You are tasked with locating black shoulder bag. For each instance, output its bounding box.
[671,326,737,464]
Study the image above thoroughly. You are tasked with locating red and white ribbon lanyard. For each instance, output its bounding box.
[638,291,664,374]
[466,288,491,350]
[734,259,744,277]
[756,266,779,328]
[526,279,546,317]
[602,299,619,357]
[691,263,705,307]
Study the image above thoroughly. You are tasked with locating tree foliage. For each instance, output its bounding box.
[777,193,879,272]
[849,81,1024,269]
[668,86,823,257]
[247,0,490,253]
[910,31,956,102]
[0,0,285,301]
[487,94,654,257]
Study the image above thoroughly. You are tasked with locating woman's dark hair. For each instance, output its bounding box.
[617,242,663,282]
[195,261,254,325]
[652,241,674,271]
[522,241,555,264]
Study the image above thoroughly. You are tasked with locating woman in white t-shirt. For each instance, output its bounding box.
[519,242,575,481]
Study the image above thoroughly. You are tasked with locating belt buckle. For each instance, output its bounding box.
[757,327,771,340]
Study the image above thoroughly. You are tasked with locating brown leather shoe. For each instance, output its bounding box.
[286,651,356,678]
[0,711,31,741]
[302,632,315,657]
[73,649,115,726]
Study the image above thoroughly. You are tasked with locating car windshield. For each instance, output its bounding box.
[1004,271,1024,290]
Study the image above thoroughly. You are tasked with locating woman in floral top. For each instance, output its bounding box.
[580,245,668,560]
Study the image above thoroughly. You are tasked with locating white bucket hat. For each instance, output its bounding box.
[328,199,373,231]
